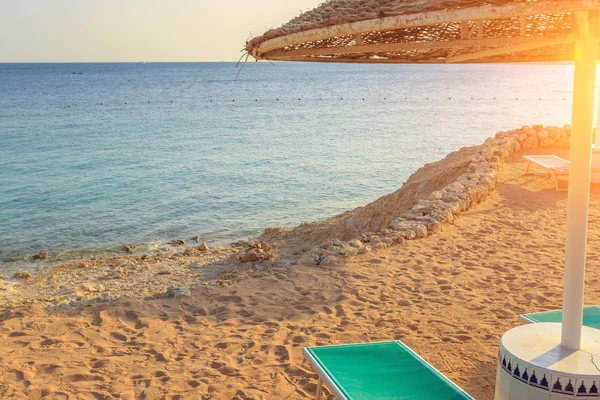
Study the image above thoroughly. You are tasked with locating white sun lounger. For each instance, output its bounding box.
[523,155,570,192]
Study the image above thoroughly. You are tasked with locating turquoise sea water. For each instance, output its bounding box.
[0,62,574,272]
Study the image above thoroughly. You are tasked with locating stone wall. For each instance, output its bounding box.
[319,124,572,260]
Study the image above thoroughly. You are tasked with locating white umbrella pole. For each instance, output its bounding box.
[561,28,598,350]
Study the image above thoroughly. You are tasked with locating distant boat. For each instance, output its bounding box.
[72,72,83,75]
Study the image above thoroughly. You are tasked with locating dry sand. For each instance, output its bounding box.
[1,148,600,399]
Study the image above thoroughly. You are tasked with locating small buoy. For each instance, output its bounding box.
[68,105,71,108]
[426,97,429,100]
[515,98,518,100]
[148,100,151,104]
[232,99,235,102]
[384,98,387,100]
[255,99,258,102]
[210,100,213,102]
[170,100,173,103]
[276,98,279,101]
[100,102,104,106]
[448,97,451,100]
[539,98,542,101]
[298,98,301,100]
[493,97,496,100]
[362,98,365,101]
[471,98,474,100]
[340,97,343,100]
[124,102,128,105]
[405,97,407,100]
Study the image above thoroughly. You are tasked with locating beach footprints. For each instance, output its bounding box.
[273,345,291,363]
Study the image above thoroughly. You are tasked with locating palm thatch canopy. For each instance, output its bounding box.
[246,0,600,63]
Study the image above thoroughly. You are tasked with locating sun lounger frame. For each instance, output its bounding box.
[303,340,474,400]
[520,305,600,325]
[523,155,570,192]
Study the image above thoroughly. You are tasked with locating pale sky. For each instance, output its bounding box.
[0,0,319,62]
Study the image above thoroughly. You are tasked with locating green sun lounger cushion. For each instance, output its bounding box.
[304,341,473,400]
[520,305,600,330]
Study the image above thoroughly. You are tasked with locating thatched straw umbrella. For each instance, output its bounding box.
[247,1,600,399]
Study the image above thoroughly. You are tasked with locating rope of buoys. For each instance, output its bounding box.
[84,96,570,107]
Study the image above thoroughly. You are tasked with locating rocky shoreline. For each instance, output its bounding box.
[312,124,571,261]
[0,124,571,308]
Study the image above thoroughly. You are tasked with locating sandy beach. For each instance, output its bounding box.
[1,135,597,399]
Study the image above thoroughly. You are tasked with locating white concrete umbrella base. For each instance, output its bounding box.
[495,323,600,399]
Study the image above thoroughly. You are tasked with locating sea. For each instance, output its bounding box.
[0,62,576,273]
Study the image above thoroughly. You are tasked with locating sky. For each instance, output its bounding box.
[0,0,319,62]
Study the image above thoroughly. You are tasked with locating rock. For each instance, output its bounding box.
[347,239,363,248]
[318,255,332,266]
[13,271,32,280]
[32,251,48,260]
[547,126,561,140]
[169,239,186,246]
[164,287,190,298]
[193,236,202,243]
[328,246,358,256]
[536,129,549,140]
[241,250,260,262]
[183,248,194,256]
[123,245,136,253]
[198,242,209,252]
[521,135,538,150]
[539,138,556,148]
[414,224,428,239]
[259,242,272,251]
[513,139,522,152]
[332,239,345,247]
[357,245,371,255]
